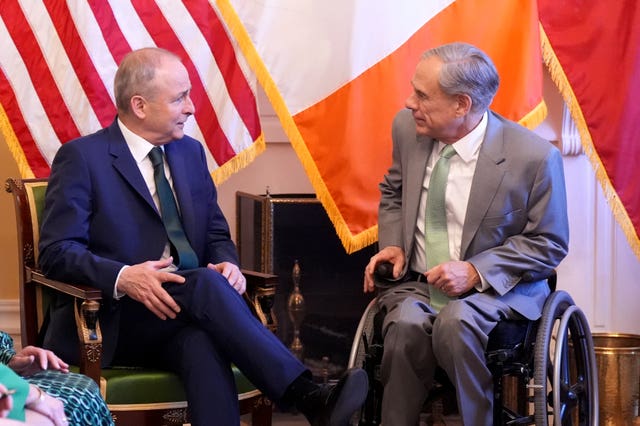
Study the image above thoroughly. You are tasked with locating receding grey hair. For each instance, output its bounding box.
[114,47,180,113]
[421,42,499,114]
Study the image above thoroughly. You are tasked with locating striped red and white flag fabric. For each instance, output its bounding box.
[0,0,263,184]
[539,0,640,260]
[218,0,545,253]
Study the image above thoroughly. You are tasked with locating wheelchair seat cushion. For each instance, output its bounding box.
[486,320,531,351]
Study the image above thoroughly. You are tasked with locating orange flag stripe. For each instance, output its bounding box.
[293,0,546,253]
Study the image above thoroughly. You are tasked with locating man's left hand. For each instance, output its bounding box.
[425,261,480,297]
[207,262,246,295]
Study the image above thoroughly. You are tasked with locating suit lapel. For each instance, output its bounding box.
[460,113,507,258]
[107,122,158,213]
[406,135,434,252]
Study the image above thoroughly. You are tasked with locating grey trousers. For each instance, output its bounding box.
[377,282,520,426]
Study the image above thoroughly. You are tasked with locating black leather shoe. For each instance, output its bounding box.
[301,368,369,426]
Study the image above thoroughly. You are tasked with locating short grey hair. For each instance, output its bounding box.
[421,42,499,114]
[114,47,180,114]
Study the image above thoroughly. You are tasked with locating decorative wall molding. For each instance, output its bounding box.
[559,104,584,156]
[555,98,640,334]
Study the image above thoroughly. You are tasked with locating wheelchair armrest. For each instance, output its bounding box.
[242,269,278,333]
[373,261,400,290]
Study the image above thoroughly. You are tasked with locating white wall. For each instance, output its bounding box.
[216,88,315,240]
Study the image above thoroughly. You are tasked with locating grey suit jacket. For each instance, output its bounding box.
[377,109,569,320]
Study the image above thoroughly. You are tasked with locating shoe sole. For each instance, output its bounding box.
[329,369,369,426]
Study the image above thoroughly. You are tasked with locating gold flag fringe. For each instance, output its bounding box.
[212,133,266,185]
[518,100,547,130]
[216,0,377,253]
[540,24,640,260]
[0,103,36,179]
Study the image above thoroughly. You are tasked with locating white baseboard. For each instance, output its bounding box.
[0,299,21,347]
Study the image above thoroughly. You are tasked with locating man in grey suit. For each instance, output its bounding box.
[363,42,569,425]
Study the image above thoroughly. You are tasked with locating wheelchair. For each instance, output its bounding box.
[348,268,599,425]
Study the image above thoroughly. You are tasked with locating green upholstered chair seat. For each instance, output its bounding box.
[69,365,257,405]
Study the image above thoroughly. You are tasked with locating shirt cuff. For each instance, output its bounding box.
[472,265,491,292]
[113,265,129,299]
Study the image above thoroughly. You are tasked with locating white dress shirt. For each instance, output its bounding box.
[411,113,488,288]
[113,119,178,298]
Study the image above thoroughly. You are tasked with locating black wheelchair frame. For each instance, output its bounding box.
[348,272,598,425]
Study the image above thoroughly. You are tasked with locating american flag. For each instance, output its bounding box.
[0,0,263,183]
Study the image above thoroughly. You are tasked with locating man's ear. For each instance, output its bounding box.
[455,94,472,117]
[130,95,146,119]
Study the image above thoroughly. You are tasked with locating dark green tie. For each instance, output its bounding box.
[148,147,198,270]
[425,144,457,312]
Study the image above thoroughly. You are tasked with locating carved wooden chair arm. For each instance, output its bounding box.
[28,268,103,384]
[242,269,278,333]
[28,268,102,300]
[24,266,278,384]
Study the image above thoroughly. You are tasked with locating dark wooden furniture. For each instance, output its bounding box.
[236,191,375,379]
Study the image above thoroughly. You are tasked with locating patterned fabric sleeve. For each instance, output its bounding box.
[27,370,114,426]
[0,331,17,365]
[0,331,113,425]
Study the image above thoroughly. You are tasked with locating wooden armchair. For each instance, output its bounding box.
[6,177,278,426]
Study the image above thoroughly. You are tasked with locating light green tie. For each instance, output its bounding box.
[425,144,457,312]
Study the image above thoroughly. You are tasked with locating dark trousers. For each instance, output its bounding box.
[113,268,306,426]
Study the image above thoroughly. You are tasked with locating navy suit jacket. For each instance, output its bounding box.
[38,119,238,364]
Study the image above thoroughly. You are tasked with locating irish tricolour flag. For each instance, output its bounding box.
[218,0,545,253]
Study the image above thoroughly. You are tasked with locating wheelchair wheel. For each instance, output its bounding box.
[533,291,598,426]
[348,298,380,369]
[348,298,383,426]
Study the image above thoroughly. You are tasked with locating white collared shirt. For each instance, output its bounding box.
[117,118,176,214]
[113,119,177,298]
[411,112,488,275]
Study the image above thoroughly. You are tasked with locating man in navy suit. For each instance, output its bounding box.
[38,47,367,426]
